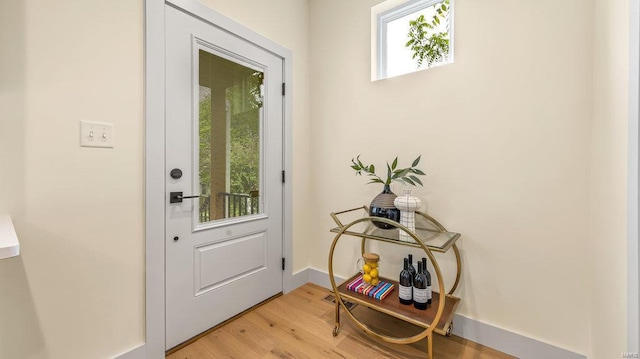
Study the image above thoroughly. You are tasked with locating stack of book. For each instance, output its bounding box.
[345,274,395,301]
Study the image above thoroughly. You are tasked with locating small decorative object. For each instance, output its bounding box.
[357,252,380,287]
[369,185,400,229]
[346,274,395,301]
[350,155,425,229]
[394,189,422,242]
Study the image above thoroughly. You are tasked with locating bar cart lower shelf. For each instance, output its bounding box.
[334,273,460,337]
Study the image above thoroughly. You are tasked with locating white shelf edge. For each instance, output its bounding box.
[0,215,20,259]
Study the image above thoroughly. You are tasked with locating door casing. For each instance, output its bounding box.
[144,0,294,357]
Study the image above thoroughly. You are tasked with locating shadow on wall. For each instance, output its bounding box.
[0,1,45,357]
[0,0,26,216]
[0,258,46,358]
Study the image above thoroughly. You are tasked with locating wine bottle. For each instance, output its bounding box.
[422,257,432,305]
[413,261,428,310]
[399,258,413,305]
[407,254,417,280]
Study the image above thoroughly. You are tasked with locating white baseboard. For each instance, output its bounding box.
[113,343,145,359]
[288,267,312,292]
[291,266,347,290]
[303,267,587,359]
[309,267,347,289]
[451,315,586,359]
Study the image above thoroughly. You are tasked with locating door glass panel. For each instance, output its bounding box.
[198,49,263,223]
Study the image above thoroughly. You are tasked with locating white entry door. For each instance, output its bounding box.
[165,5,284,349]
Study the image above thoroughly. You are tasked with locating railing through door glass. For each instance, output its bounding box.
[199,191,260,222]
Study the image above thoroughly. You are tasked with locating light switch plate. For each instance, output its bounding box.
[80,121,114,148]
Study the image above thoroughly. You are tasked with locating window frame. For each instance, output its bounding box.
[375,0,454,80]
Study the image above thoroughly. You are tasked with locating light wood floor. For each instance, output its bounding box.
[167,283,515,359]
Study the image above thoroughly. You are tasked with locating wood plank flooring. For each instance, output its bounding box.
[167,283,515,359]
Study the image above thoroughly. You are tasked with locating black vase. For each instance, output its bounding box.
[369,184,401,229]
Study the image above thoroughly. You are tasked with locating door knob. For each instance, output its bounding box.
[170,192,200,203]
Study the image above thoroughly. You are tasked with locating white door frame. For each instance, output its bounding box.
[144,0,293,356]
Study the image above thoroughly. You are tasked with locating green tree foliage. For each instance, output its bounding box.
[199,71,262,197]
[228,71,262,195]
[405,0,450,68]
[229,108,259,194]
[199,92,212,189]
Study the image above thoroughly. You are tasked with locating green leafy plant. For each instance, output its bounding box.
[405,0,450,68]
[351,155,426,186]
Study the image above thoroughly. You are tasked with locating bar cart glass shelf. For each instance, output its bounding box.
[328,206,462,359]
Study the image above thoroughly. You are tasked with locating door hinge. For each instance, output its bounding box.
[282,83,285,96]
[282,257,285,271]
[282,170,285,183]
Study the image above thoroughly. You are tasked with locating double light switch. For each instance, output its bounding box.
[80,121,114,148]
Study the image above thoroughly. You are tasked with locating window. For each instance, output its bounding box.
[372,0,454,80]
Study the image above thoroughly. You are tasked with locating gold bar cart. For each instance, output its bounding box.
[328,206,462,359]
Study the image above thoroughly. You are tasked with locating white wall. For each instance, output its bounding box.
[0,0,631,357]
[199,0,313,272]
[590,0,629,357]
[0,1,145,358]
[0,0,312,357]
[309,0,594,354]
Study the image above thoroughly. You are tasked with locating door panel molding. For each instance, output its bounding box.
[144,0,293,357]
[193,213,269,232]
[194,231,268,295]
[195,36,266,73]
